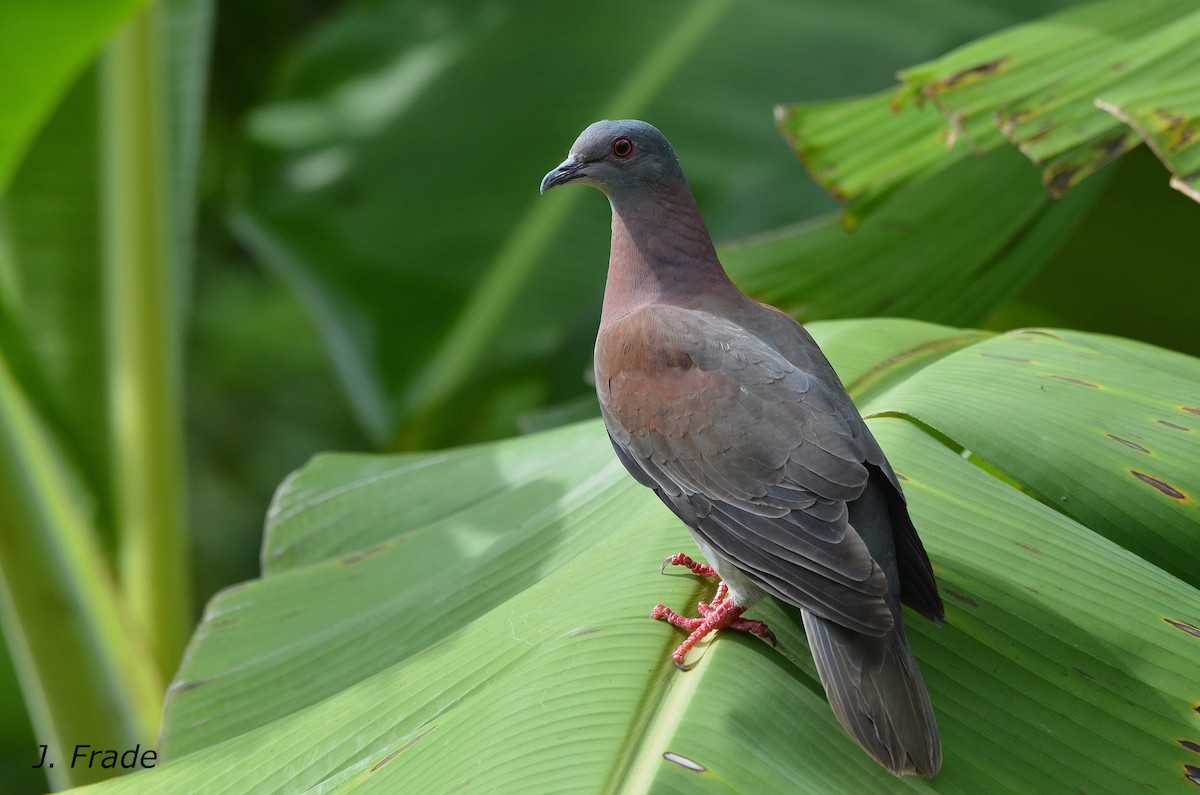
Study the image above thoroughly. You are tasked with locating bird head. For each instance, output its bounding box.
[540,119,685,201]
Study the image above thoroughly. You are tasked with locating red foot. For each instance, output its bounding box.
[652,552,776,669]
[660,552,719,579]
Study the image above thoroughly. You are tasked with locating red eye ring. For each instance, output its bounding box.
[611,137,634,158]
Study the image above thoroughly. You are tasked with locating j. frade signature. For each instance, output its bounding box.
[33,744,157,770]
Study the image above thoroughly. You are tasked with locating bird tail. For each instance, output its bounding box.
[802,609,941,777]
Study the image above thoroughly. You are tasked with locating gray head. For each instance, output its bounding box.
[540,120,686,201]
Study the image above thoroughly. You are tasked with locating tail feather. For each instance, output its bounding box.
[803,609,941,777]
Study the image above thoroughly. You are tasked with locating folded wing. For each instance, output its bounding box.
[598,304,908,634]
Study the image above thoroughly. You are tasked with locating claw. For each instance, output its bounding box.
[651,585,776,668]
[659,551,719,579]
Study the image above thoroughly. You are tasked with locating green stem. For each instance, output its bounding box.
[397,0,735,448]
[101,6,190,679]
[0,349,163,789]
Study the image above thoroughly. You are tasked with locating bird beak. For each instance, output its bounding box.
[540,157,586,194]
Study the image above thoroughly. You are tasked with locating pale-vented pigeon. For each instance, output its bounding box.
[540,120,944,777]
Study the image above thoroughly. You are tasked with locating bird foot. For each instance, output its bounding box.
[652,554,776,669]
[659,551,719,579]
[658,551,731,607]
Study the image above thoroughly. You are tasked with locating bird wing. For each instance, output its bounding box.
[596,304,895,635]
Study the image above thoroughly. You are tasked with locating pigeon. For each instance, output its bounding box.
[541,119,943,777]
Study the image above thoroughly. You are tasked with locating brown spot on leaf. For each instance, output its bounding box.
[172,678,211,693]
[372,727,436,772]
[1151,109,1186,127]
[997,107,1032,132]
[1020,120,1056,144]
[1043,374,1101,388]
[1131,471,1187,501]
[1046,165,1078,197]
[945,589,979,608]
[1101,134,1131,157]
[1187,764,1200,786]
[1159,420,1190,431]
[341,543,388,565]
[1106,434,1149,453]
[931,58,1009,92]
[980,353,1032,363]
[1044,133,1135,197]
[1150,108,1197,153]
[1073,667,1094,680]
[372,748,404,773]
[1182,740,1200,754]
[1015,541,1041,555]
[1166,618,1200,639]
[1183,406,1200,417]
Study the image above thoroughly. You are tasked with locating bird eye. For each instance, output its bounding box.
[611,137,634,158]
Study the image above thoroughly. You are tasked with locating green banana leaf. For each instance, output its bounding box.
[777,0,1200,226]
[1096,75,1200,202]
[0,0,149,192]
[66,318,1200,793]
[720,146,1101,326]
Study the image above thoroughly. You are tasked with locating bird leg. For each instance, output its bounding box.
[659,551,719,578]
[653,552,776,669]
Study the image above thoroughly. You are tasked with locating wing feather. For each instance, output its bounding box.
[596,304,907,633]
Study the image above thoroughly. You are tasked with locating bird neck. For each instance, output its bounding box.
[600,182,736,329]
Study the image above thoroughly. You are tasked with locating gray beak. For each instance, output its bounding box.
[540,157,586,194]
